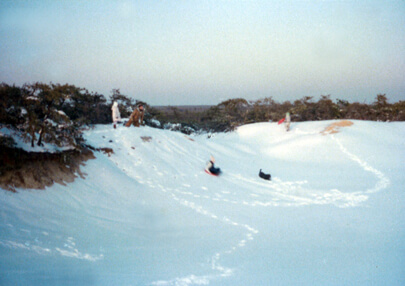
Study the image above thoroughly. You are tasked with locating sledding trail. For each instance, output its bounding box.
[331,134,390,194]
[83,122,394,285]
[140,124,388,285]
[224,121,391,208]
[91,126,261,285]
[144,140,259,285]
[150,188,258,286]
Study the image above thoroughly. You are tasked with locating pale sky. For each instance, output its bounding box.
[1,0,404,105]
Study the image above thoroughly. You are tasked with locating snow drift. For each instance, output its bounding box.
[1,120,404,286]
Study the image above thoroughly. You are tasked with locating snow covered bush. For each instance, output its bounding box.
[0,83,84,149]
[147,118,162,128]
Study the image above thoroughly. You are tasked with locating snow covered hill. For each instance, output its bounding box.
[1,120,404,286]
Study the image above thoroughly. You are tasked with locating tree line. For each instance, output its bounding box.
[1,82,404,151]
[0,82,145,150]
[151,94,405,132]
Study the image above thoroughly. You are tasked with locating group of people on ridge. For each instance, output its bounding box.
[111,102,144,128]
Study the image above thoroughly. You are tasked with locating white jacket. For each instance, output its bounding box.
[111,102,121,123]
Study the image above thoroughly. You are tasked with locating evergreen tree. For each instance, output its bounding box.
[109,89,136,118]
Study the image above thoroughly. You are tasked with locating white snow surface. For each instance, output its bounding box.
[1,120,404,285]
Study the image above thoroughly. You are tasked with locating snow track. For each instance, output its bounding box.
[331,134,390,194]
[2,121,402,286]
[90,122,391,285]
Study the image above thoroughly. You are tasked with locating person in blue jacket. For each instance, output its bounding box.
[205,156,221,175]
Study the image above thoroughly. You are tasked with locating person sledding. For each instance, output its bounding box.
[205,156,221,176]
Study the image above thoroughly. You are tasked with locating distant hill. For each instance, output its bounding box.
[152,105,213,113]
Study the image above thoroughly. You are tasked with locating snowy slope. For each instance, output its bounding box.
[1,120,404,286]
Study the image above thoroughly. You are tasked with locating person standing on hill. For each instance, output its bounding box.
[285,112,291,131]
[111,101,121,129]
[125,104,145,127]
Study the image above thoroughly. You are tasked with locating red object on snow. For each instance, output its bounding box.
[205,169,220,176]
[278,118,285,125]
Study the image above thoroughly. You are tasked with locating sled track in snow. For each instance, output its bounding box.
[133,164,259,285]
[107,132,261,285]
[104,127,391,286]
[148,134,391,285]
[331,135,390,194]
[150,187,258,286]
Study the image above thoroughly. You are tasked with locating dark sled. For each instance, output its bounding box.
[259,169,271,180]
[205,169,221,176]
